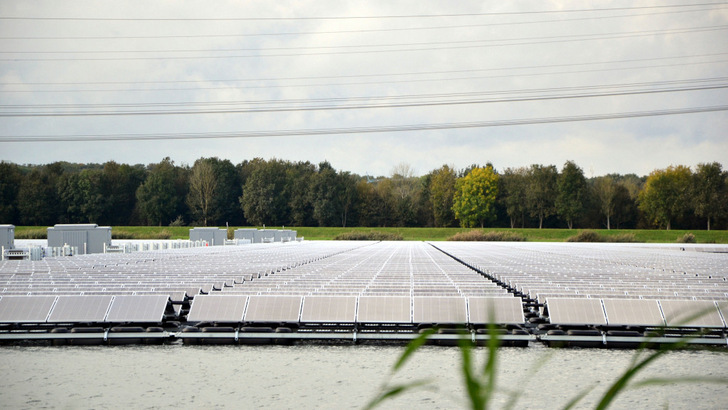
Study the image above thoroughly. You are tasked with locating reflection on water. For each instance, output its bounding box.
[1,343,726,409]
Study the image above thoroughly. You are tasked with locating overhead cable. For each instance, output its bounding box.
[2,105,726,142]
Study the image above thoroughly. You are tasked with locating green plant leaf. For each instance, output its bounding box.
[393,327,436,371]
[363,379,434,410]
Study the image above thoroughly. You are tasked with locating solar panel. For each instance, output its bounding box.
[546,298,607,325]
[659,300,724,328]
[0,295,56,323]
[300,296,356,322]
[187,295,247,322]
[244,296,302,322]
[105,295,169,323]
[468,297,525,324]
[602,299,664,326]
[717,301,728,327]
[357,296,411,323]
[47,295,113,323]
[413,297,467,323]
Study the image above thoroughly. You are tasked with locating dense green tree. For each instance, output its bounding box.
[556,161,588,229]
[287,161,316,227]
[311,161,346,227]
[429,165,457,227]
[239,159,290,226]
[452,166,499,228]
[17,163,64,226]
[0,162,23,223]
[136,158,180,226]
[100,161,145,225]
[638,165,692,230]
[501,167,529,228]
[354,178,378,227]
[692,162,727,230]
[526,164,558,229]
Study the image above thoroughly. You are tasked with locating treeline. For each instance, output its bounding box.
[0,158,726,230]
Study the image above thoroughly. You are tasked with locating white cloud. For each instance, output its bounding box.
[1,1,726,176]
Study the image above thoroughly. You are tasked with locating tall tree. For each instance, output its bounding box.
[429,165,457,227]
[187,159,217,226]
[693,162,727,230]
[311,161,344,227]
[501,167,529,228]
[136,158,180,226]
[100,161,145,225]
[239,159,289,226]
[592,176,617,229]
[556,161,588,229]
[526,164,558,229]
[17,163,64,226]
[0,161,22,223]
[638,165,692,230]
[452,166,499,228]
[390,163,421,227]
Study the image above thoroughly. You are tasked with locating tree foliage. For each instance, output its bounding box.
[429,165,457,227]
[526,164,558,229]
[692,162,727,230]
[638,165,692,230]
[452,166,499,228]
[556,161,588,229]
[1,158,725,230]
[136,158,181,226]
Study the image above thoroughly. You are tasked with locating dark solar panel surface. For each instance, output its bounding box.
[300,296,357,322]
[660,300,724,328]
[245,296,302,322]
[357,296,411,323]
[547,298,607,325]
[468,297,525,324]
[105,295,169,323]
[0,295,56,323]
[187,295,247,322]
[47,295,113,323]
[413,297,466,323]
[602,299,664,326]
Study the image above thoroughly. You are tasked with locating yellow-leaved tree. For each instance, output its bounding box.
[452,166,499,228]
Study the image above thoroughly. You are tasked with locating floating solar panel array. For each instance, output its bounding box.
[433,242,728,304]
[1,241,726,334]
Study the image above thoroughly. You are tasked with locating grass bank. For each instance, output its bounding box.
[12,226,728,243]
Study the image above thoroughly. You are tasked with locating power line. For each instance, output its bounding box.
[2,105,726,142]
[2,7,722,41]
[3,25,725,62]
[1,3,723,21]
[2,81,726,117]
[5,25,724,55]
[3,56,727,93]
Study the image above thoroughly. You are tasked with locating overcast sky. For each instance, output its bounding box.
[1,1,726,177]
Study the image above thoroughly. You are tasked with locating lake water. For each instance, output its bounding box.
[1,343,726,409]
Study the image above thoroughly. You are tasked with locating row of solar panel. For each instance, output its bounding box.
[0,294,525,325]
[0,295,169,323]
[546,298,728,328]
[187,295,525,324]
[433,242,728,304]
